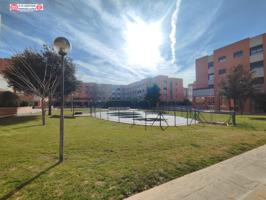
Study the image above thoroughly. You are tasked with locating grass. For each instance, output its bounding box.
[0,110,266,200]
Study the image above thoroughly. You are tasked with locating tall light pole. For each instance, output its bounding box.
[53,37,71,162]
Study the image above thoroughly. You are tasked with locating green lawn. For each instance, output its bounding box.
[0,111,266,200]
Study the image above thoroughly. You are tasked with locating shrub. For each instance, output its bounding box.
[0,91,20,107]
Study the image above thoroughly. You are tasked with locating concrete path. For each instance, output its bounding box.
[126,145,266,200]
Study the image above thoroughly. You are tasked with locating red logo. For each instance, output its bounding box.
[35,4,43,11]
[9,3,18,11]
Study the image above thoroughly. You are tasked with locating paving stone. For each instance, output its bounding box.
[125,145,266,200]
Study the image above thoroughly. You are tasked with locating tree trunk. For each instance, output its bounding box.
[48,95,52,116]
[233,98,236,112]
[239,100,244,115]
[41,98,46,126]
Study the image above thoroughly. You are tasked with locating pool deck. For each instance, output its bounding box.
[125,144,266,200]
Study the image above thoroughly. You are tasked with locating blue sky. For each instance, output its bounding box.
[0,0,266,86]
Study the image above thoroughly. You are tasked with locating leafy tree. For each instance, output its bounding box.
[3,46,79,125]
[220,65,255,114]
[0,91,19,107]
[145,84,160,108]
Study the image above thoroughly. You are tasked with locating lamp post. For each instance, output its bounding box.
[53,37,71,162]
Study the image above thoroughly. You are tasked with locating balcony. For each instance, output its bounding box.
[254,84,264,93]
[193,88,214,97]
[208,79,214,85]
[250,52,264,63]
[252,67,264,78]
[208,67,214,74]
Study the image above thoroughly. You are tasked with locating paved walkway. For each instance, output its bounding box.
[126,145,266,200]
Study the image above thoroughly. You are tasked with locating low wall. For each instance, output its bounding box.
[0,107,41,118]
[0,107,17,118]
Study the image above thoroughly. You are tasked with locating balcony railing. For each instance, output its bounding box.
[251,67,264,78]
[208,79,214,85]
[208,67,214,74]
[193,88,214,97]
[254,84,264,93]
[249,52,264,63]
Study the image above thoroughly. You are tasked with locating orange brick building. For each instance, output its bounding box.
[193,33,266,113]
[73,75,184,104]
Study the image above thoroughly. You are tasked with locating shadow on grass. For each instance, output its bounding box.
[0,116,39,126]
[249,117,266,121]
[49,115,75,119]
[236,122,256,130]
[12,124,43,130]
[0,161,60,200]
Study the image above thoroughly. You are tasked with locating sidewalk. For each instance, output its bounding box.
[126,145,266,200]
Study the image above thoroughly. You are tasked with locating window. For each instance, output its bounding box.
[233,50,243,58]
[208,73,214,80]
[218,56,226,62]
[170,81,173,98]
[208,62,214,68]
[250,61,264,70]
[250,45,263,55]
[208,85,214,89]
[219,69,226,75]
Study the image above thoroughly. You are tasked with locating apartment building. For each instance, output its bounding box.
[73,75,184,104]
[183,83,194,102]
[126,75,184,102]
[193,33,266,112]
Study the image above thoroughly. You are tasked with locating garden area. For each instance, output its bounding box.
[0,112,266,200]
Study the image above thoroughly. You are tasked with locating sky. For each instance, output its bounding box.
[0,0,266,87]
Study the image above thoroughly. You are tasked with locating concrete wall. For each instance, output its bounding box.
[0,107,41,117]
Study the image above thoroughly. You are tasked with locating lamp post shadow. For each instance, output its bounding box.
[0,161,60,200]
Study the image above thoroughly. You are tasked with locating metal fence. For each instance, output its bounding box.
[71,106,236,130]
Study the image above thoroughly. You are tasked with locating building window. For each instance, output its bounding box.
[250,45,263,55]
[219,69,226,75]
[208,85,214,89]
[208,62,214,68]
[250,61,264,70]
[218,56,226,62]
[233,50,243,58]
[170,81,173,98]
[208,73,214,80]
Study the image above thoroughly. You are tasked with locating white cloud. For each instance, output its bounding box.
[169,0,182,64]
[1,24,45,46]
[84,0,124,29]
[175,2,222,51]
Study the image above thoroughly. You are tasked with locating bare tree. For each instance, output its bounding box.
[3,49,59,125]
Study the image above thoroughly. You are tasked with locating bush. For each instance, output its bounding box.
[19,101,34,107]
[19,101,29,107]
[0,91,20,107]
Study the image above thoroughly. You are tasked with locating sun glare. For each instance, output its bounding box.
[124,19,163,68]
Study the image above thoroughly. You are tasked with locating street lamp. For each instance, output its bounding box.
[53,37,71,162]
